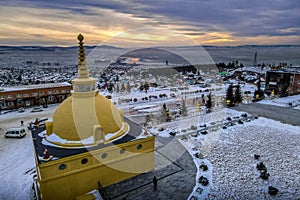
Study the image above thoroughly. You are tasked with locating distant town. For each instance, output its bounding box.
[0,45,299,112]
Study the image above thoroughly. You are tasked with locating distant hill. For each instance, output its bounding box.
[1,44,299,50]
[202,44,300,48]
[0,44,299,67]
[0,45,123,51]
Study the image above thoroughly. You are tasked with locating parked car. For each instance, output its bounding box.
[31,107,43,112]
[18,107,25,113]
[5,127,26,138]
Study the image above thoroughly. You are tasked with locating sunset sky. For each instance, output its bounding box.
[0,0,299,46]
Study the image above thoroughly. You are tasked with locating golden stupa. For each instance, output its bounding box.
[45,34,129,147]
[32,34,155,200]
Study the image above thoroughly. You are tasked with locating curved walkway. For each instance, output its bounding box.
[105,137,197,200]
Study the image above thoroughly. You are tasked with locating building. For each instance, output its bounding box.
[0,82,71,110]
[265,70,300,96]
[289,72,300,95]
[31,34,155,199]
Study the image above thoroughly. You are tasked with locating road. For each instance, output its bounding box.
[232,103,300,126]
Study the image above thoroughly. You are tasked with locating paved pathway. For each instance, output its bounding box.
[232,103,300,126]
[105,137,196,200]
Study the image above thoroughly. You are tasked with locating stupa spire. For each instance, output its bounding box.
[77,34,89,79]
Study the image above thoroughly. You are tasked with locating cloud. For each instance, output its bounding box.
[129,0,300,37]
[0,0,299,45]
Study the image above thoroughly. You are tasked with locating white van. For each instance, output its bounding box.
[5,127,26,138]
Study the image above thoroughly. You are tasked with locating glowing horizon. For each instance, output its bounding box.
[0,1,299,47]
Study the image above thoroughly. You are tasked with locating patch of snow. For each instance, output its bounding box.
[45,132,95,145]
[88,189,103,200]
[257,94,300,109]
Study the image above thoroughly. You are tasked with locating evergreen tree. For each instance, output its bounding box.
[107,83,113,93]
[144,114,151,126]
[163,103,167,111]
[201,94,205,106]
[261,63,265,70]
[253,81,264,100]
[160,103,168,122]
[234,85,243,103]
[115,84,119,93]
[17,74,22,82]
[121,83,126,91]
[206,92,212,109]
[126,82,131,93]
[180,99,188,117]
[139,84,144,92]
[144,83,149,93]
[226,84,235,106]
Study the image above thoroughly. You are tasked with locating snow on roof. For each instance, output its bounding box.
[0,82,71,92]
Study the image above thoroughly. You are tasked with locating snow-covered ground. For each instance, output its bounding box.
[172,109,300,199]
[0,105,57,200]
[207,116,300,199]
[257,94,300,109]
[1,102,299,199]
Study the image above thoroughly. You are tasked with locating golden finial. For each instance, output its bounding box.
[77,34,89,79]
[77,34,84,42]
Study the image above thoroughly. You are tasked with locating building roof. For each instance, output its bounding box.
[0,82,71,92]
[267,69,300,74]
[32,117,144,163]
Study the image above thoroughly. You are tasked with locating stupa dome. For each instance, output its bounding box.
[45,34,129,147]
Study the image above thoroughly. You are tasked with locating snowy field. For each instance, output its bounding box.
[0,104,299,199]
[176,109,300,200]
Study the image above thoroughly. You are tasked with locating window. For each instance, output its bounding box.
[0,102,6,109]
[298,80,300,85]
[81,158,88,164]
[48,96,55,101]
[32,92,38,96]
[16,94,22,98]
[23,93,29,97]
[101,153,107,159]
[79,85,85,92]
[136,144,142,150]
[54,90,59,94]
[58,164,66,170]
[39,91,44,95]
[120,149,125,154]
[7,102,14,106]
[7,95,12,99]
[25,101,30,106]
[47,91,53,94]
[17,99,23,105]
[61,90,66,93]
[0,96,4,99]
[85,85,91,91]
